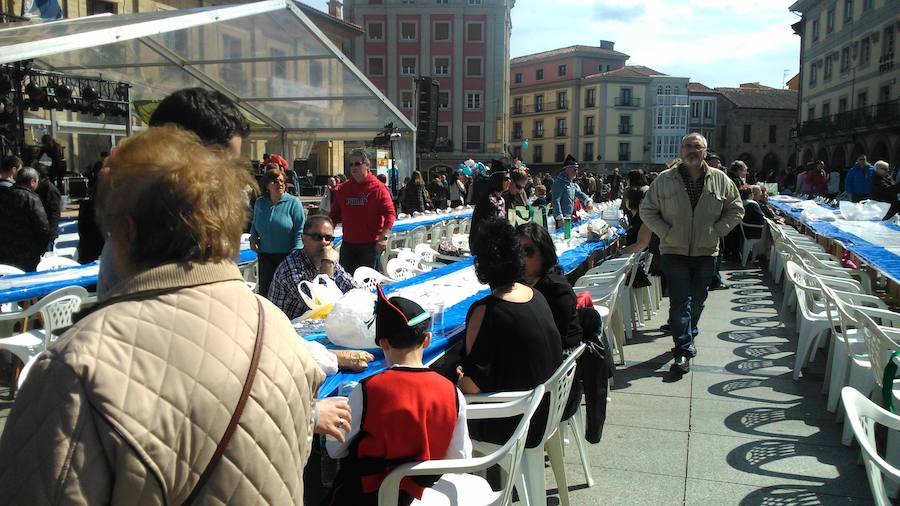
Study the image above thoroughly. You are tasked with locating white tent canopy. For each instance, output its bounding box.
[0,0,416,149]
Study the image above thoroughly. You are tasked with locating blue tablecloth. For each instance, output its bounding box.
[770,199,900,283]
[309,226,623,399]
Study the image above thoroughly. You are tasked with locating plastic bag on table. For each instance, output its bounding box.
[800,204,837,222]
[296,274,344,320]
[586,218,609,242]
[839,200,890,221]
[325,289,379,350]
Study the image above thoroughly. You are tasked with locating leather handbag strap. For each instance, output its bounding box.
[181,297,266,506]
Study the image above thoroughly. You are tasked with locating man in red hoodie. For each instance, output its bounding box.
[330,149,396,274]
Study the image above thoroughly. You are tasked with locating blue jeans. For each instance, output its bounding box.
[661,254,717,358]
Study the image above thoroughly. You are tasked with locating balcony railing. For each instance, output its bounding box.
[798,99,899,137]
[532,129,544,138]
[619,124,633,134]
[584,127,595,135]
[880,53,895,73]
[510,101,569,115]
[512,131,523,140]
[614,97,640,107]
[555,128,567,137]
[655,95,689,107]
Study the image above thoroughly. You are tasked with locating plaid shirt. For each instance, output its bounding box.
[268,249,359,320]
[678,164,707,210]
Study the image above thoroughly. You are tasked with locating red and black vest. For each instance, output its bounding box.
[327,367,459,506]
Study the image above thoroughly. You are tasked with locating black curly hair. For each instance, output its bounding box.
[149,88,250,148]
[474,217,524,288]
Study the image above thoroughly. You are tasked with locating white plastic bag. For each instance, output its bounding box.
[800,204,836,221]
[297,274,344,320]
[839,200,889,221]
[325,289,378,350]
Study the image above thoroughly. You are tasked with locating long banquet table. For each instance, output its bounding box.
[303,221,624,398]
[769,197,900,284]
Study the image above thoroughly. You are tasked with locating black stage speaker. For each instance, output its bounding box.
[417,77,439,151]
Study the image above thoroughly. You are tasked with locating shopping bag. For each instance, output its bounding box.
[325,289,379,350]
[508,205,548,229]
[297,274,344,320]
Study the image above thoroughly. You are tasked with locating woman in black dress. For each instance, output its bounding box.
[468,170,509,256]
[457,218,562,447]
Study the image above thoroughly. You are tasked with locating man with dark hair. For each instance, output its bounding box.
[148,87,250,155]
[0,166,49,271]
[1,155,21,188]
[268,215,358,320]
[34,163,62,248]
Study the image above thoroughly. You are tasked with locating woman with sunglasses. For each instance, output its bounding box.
[502,169,529,211]
[517,222,613,443]
[250,165,307,298]
[469,168,510,255]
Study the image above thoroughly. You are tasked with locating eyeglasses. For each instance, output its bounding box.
[522,245,537,257]
[269,179,285,185]
[304,232,334,242]
[350,161,367,167]
[682,143,706,150]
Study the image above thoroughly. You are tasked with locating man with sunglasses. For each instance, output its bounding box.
[269,215,358,320]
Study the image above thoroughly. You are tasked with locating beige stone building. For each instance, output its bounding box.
[790,0,899,169]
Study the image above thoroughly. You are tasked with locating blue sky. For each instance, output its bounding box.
[305,0,801,88]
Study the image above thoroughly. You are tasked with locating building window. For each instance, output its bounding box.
[555,118,566,136]
[465,57,483,77]
[555,144,566,163]
[367,21,384,41]
[433,21,450,41]
[512,97,522,114]
[514,72,522,84]
[534,120,544,137]
[557,64,567,77]
[742,124,751,143]
[270,48,287,79]
[369,0,382,3]
[768,125,777,143]
[368,56,384,76]
[585,88,595,107]
[464,124,482,151]
[512,146,522,160]
[809,61,818,86]
[844,0,853,22]
[438,90,450,110]
[87,0,117,14]
[534,94,544,112]
[535,68,544,80]
[822,101,831,117]
[619,115,631,134]
[401,0,415,4]
[703,101,714,119]
[691,101,701,119]
[400,91,413,110]
[221,35,244,89]
[436,124,450,143]
[468,0,482,4]
[858,90,868,108]
[584,116,594,135]
[583,142,594,162]
[512,121,523,140]
[883,26,895,59]
[401,56,417,75]
[840,46,850,73]
[533,145,543,163]
[434,57,449,76]
[465,92,482,110]
[465,22,484,42]
[863,0,873,11]
[807,106,816,119]
[617,142,630,161]
[400,22,417,41]
[826,8,835,33]
[860,37,871,66]
[839,96,848,112]
[825,56,834,80]
[436,0,448,4]
[556,91,567,109]
[812,19,820,42]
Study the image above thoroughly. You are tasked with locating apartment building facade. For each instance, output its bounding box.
[790,0,899,170]
[342,0,515,172]
[688,82,718,150]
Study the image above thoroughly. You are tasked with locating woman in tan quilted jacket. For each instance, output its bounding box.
[0,126,330,505]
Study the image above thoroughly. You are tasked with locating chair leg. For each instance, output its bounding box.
[888,424,900,498]
[546,431,569,506]
[793,324,812,380]
[519,448,544,506]
[826,351,849,413]
[568,410,594,487]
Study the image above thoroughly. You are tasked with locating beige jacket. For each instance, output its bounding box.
[0,261,324,505]
[639,162,744,256]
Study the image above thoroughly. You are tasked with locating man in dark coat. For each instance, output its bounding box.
[34,163,62,247]
[0,167,50,271]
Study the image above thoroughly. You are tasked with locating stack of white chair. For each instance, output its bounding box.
[842,387,900,506]
[353,266,396,291]
[574,270,629,365]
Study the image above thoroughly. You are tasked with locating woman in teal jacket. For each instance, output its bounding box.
[250,166,307,298]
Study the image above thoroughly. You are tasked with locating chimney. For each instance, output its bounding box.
[599,40,614,50]
[328,0,343,19]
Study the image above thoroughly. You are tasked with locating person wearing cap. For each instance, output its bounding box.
[640,132,743,376]
[550,154,593,228]
[705,152,723,169]
[324,286,471,505]
[845,154,874,202]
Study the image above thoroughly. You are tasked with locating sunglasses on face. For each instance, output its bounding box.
[522,245,537,257]
[269,179,285,185]
[304,232,334,242]
[350,161,367,167]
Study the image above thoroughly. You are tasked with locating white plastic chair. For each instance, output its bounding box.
[0,286,88,394]
[36,256,80,272]
[739,222,765,267]
[378,386,546,506]
[842,387,900,506]
[407,226,428,249]
[353,266,396,291]
[576,273,627,365]
[467,344,585,506]
[238,259,258,293]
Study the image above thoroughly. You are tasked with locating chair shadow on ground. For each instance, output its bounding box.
[723,343,795,377]
[707,377,811,405]
[722,403,836,442]
[738,484,867,505]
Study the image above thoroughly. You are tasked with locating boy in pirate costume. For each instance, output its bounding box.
[324,286,471,505]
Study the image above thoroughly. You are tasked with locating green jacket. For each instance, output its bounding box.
[639,162,744,257]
